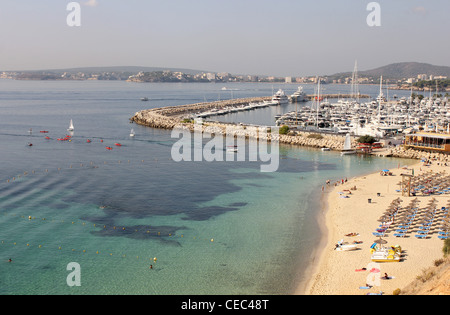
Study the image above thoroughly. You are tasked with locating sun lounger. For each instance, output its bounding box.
[438,235,448,240]
[394,233,406,238]
[415,234,428,239]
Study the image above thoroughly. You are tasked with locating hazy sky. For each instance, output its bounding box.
[0,0,449,76]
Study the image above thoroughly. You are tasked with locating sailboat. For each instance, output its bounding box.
[67,119,74,132]
[341,133,356,155]
[130,128,135,137]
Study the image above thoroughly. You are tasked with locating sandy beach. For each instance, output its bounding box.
[301,159,449,295]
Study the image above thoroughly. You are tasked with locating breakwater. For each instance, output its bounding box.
[131,96,352,150]
[130,96,447,160]
[131,96,271,129]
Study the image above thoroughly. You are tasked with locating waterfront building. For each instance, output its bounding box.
[404,132,450,153]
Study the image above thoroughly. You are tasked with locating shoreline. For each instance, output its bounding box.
[301,158,448,295]
[293,185,331,295]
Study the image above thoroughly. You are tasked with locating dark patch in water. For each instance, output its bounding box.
[229,202,247,207]
[90,224,185,246]
[182,205,241,221]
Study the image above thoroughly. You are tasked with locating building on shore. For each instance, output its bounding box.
[404,132,450,153]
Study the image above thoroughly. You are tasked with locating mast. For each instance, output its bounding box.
[316,78,321,129]
[351,60,360,103]
[378,76,382,123]
[408,86,412,127]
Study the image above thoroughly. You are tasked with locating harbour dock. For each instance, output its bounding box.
[130,95,448,162]
[305,94,369,100]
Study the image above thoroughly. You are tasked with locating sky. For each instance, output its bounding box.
[0,0,449,77]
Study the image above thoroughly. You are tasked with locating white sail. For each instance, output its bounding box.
[130,128,135,137]
[67,119,74,131]
[341,133,356,155]
[343,133,351,150]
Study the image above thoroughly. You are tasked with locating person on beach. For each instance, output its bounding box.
[382,273,391,280]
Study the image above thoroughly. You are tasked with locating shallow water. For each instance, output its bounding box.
[0,80,413,294]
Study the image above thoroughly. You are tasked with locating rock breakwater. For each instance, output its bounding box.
[131,97,449,160]
[130,97,351,150]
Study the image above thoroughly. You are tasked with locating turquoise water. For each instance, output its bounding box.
[0,80,413,294]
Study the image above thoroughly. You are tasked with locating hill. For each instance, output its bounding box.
[400,258,450,295]
[331,62,450,81]
[24,66,208,76]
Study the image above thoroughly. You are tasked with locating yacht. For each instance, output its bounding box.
[272,89,289,105]
[341,133,357,155]
[67,119,74,132]
[290,86,307,102]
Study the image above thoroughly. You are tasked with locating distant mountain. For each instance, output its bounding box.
[24,66,209,75]
[331,62,450,80]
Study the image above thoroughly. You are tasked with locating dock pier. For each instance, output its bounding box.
[305,94,370,100]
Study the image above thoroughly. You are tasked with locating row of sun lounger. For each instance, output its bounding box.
[374,197,449,240]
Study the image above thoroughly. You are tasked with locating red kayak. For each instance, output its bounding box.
[114,143,122,146]
[106,147,113,150]
[87,139,92,143]
[40,131,49,133]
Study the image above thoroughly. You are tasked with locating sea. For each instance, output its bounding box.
[0,79,415,295]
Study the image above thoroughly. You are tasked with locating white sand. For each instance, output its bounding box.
[300,161,448,295]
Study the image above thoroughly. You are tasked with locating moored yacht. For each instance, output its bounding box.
[272,89,289,105]
[290,86,307,102]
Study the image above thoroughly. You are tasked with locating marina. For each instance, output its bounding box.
[132,79,450,158]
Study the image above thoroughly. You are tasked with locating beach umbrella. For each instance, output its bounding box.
[374,238,387,244]
[378,216,391,223]
[383,169,389,172]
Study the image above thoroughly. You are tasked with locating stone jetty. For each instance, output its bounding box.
[130,96,354,150]
[131,96,270,129]
[130,96,445,160]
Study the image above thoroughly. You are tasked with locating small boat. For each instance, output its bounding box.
[87,139,91,143]
[115,143,122,146]
[371,249,401,262]
[67,119,74,132]
[370,243,401,262]
[45,136,51,140]
[321,147,330,151]
[130,128,135,137]
[140,97,149,101]
[40,131,49,133]
[334,239,358,251]
[226,145,238,153]
[106,146,113,150]
[341,133,356,155]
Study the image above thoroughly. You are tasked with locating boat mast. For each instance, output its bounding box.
[378,76,382,123]
[351,60,359,103]
[316,78,321,129]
